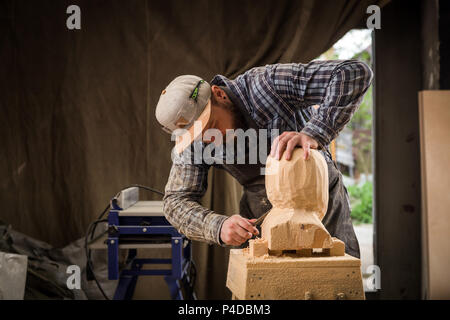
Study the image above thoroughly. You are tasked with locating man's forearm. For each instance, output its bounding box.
[163,160,229,245]
[163,192,228,245]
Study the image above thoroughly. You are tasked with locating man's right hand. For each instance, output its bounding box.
[220,215,259,246]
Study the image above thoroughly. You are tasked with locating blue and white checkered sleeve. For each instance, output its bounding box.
[301,60,374,148]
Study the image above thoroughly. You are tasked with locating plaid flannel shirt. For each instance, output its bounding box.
[163,59,373,245]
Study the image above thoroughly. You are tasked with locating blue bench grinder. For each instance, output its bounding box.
[101,187,196,300]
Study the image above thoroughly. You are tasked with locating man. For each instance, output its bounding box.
[155,60,373,258]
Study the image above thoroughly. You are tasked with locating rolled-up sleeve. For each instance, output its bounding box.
[163,149,228,245]
[270,60,373,148]
[301,60,374,148]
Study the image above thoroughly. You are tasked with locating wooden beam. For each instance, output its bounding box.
[373,0,422,299]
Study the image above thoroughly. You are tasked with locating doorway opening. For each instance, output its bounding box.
[317,29,375,292]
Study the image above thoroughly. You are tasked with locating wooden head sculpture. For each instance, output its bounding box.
[261,148,333,251]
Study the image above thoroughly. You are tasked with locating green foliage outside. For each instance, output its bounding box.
[347,181,373,224]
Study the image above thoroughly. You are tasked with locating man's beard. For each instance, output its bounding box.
[223,110,247,146]
[212,95,246,129]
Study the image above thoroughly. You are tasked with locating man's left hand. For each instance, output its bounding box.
[270,131,319,160]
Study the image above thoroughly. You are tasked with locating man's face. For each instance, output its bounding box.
[202,106,236,144]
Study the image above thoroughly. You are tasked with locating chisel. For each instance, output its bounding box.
[254,210,270,226]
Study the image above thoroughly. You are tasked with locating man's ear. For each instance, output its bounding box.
[211,85,227,101]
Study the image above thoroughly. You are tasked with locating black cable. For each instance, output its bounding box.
[88,203,110,265]
[84,219,109,300]
[86,204,109,279]
[88,204,111,267]
[86,184,164,300]
[96,203,111,221]
[121,184,165,197]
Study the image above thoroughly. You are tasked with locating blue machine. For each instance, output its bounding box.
[106,187,196,300]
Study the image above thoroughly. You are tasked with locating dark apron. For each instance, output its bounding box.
[216,86,361,258]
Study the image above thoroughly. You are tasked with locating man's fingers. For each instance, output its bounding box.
[230,229,249,244]
[226,238,240,246]
[270,135,280,158]
[304,141,311,160]
[237,218,259,235]
[233,224,253,239]
[284,137,300,160]
[222,216,263,245]
[270,132,295,158]
[224,228,246,244]
[276,136,290,160]
[270,132,320,162]
[228,217,252,239]
[232,234,247,243]
[270,132,288,157]
[221,215,257,245]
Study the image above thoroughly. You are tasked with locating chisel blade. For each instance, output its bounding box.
[254,210,270,226]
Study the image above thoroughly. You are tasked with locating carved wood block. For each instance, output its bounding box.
[262,149,332,250]
[249,239,268,257]
[226,249,365,300]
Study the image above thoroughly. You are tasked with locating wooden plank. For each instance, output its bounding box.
[243,253,360,269]
[119,201,165,216]
[330,140,336,161]
[419,90,450,299]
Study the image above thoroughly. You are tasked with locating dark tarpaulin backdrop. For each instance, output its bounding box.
[0,0,387,299]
